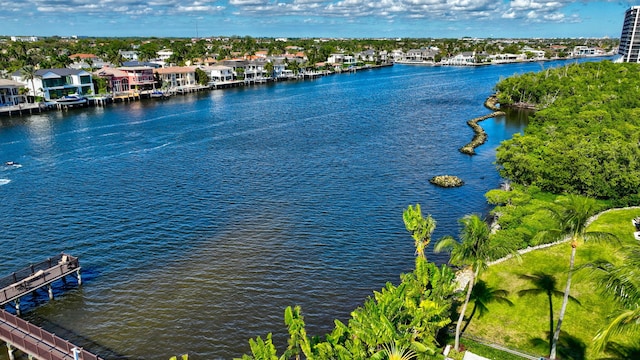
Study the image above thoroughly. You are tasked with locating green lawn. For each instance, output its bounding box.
[465,208,640,359]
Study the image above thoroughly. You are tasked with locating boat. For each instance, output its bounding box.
[56,94,87,106]
[150,90,169,99]
[5,161,18,166]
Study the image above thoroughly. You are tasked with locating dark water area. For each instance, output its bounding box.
[0,58,608,359]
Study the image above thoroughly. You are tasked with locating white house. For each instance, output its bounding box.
[154,66,197,89]
[203,65,235,84]
[12,68,95,100]
[442,52,476,66]
[0,79,26,105]
[119,50,139,61]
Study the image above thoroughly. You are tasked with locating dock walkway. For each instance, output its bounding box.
[0,254,103,360]
[0,254,81,313]
[0,309,103,360]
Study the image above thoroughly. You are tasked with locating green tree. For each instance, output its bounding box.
[403,204,436,259]
[434,214,513,352]
[535,195,617,360]
[265,62,274,79]
[195,68,209,85]
[518,272,580,354]
[20,65,38,102]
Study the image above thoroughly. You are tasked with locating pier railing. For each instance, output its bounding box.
[0,254,80,306]
[0,309,102,360]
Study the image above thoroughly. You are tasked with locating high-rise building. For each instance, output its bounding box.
[619,6,640,62]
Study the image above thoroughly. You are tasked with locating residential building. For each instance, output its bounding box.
[202,65,234,84]
[119,50,139,61]
[0,79,26,105]
[619,6,640,62]
[69,53,109,70]
[404,48,439,62]
[155,66,197,89]
[95,66,157,94]
[94,67,130,94]
[11,68,94,100]
[442,52,476,66]
[327,54,356,66]
[10,36,38,42]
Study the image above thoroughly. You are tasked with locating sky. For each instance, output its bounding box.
[2,0,636,39]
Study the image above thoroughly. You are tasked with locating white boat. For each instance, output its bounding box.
[56,94,87,105]
[150,90,169,99]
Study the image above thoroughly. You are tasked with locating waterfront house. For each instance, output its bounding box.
[12,68,94,100]
[405,48,439,62]
[121,66,157,92]
[327,54,356,67]
[356,49,377,63]
[94,67,131,94]
[155,66,197,90]
[391,49,405,62]
[442,52,477,66]
[96,66,157,95]
[202,65,235,85]
[489,53,526,63]
[0,79,26,105]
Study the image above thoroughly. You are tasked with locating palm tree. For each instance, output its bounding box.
[518,272,580,354]
[20,65,38,102]
[592,244,640,353]
[461,280,513,334]
[434,214,512,352]
[536,195,617,360]
[403,204,436,259]
[597,341,640,360]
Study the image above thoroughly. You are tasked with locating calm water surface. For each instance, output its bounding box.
[0,60,603,359]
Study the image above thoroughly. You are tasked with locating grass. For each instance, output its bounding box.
[459,338,529,360]
[464,207,640,359]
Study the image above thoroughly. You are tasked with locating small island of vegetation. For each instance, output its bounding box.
[429,175,465,188]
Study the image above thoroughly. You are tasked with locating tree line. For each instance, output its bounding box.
[495,61,640,204]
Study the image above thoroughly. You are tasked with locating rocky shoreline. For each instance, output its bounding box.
[459,95,506,155]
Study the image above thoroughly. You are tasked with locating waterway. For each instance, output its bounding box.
[0,58,607,359]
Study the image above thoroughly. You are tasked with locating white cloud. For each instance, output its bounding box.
[0,0,622,37]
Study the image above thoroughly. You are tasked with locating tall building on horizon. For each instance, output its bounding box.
[619,6,640,62]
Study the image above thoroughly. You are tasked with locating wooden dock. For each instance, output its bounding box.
[0,254,81,316]
[0,254,103,360]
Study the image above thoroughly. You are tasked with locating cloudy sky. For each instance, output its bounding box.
[3,0,634,38]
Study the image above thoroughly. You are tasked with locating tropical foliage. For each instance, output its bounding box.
[494,61,640,202]
[591,243,640,355]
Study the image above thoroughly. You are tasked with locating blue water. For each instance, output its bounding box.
[0,59,605,359]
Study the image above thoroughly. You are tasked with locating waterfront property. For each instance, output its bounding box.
[95,65,158,99]
[155,66,198,90]
[11,68,95,101]
[0,79,26,106]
